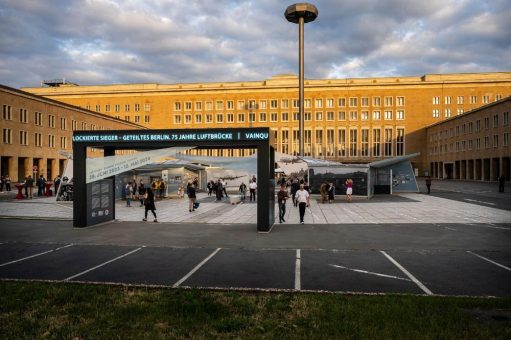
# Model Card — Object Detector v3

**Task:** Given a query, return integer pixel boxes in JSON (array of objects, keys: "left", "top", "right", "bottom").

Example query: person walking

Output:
[
  {"left": 221, "top": 179, "right": 229, "bottom": 198},
  {"left": 125, "top": 181, "right": 133, "bottom": 207},
  {"left": 37, "top": 175, "right": 45, "bottom": 196},
  {"left": 187, "top": 182, "right": 196, "bottom": 212},
  {"left": 54, "top": 176, "right": 61, "bottom": 196},
  {"left": 498, "top": 174, "right": 506, "bottom": 193},
  {"left": 142, "top": 187, "right": 157, "bottom": 222},
  {"left": 296, "top": 183, "right": 310, "bottom": 224},
  {"left": 159, "top": 180, "right": 166, "bottom": 199},
  {"left": 239, "top": 182, "right": 247, "bottom": 201},
  {"left": 25, "top": 175, "right": 34, "bottom": 199},
  {"left": 249, "top": 180, "right": 257, "bottom": 202},
  {"left": 4, "top": 175, "right": 11, "bottom": 192},
  {"left": 277, "top": 184, "right": 290, "bottom": 223},
  {"left": 425, "top": 176, "right": 432, "bottom": 194},
  {"left": 138, "top": 180, "right": 146, "bottom": 206},
  {"left": 215, "top": 179, "right": 223, "bottom": 201},
  {"left": 345, "top": 178, "right": 353, "bottom": 202},
  {"left": 328, "top": 182, "right": 335, "bottom": 203},
  {"left": 291, "top": 179, "right": 299, "bottom": 207},
  {"left": 207, "top": 181, "right": 213, "bottom": 196}
]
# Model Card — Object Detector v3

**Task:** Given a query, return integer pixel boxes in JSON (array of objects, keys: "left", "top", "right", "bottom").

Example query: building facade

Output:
[
  {"left": 426, "top": 97, "right": 511, "bottom": 181},
  {"left": 0, "top": 85, "right": 144, "bottom": 182},
  {"left": 21, "top": 72, "right": 511, "bottom": 176}
]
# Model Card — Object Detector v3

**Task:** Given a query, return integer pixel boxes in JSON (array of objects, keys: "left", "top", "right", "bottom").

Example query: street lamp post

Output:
[{"left": 285, "top": 3, "right": 318, "bottom": 157}]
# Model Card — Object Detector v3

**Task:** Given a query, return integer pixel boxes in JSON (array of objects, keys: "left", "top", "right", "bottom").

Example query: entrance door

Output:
[{"left": 444, "top": 163, "right": 454, "bottom": 179}]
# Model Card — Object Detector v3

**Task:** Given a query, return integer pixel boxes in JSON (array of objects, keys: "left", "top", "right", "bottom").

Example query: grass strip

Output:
[{"left": 1, "top": 280, "right": 510, "bottom": 339}]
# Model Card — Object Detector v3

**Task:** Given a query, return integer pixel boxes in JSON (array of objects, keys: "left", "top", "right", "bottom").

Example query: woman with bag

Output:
[{"left": 142, "top": 187, "right": 158, "bottom": 222}]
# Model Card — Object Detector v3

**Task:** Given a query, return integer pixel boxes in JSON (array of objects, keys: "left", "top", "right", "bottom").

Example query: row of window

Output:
[
  {"left": 173, "top": 97, "right": 407, "bottom": 112},
  {"left": 430, "top": 112, "right": 510, "bottom": 141},
  {"left": 2, "top": 105, "right": 108, "bottom": 130},
  {"left": 2, "top": 129, "right": 68, "bottom": 149},
  {"left": 173, "top": 110, "right": 406, "bottom": 124},
  {"left": 85, "top": 103, "right": 151, "bottom": 113},
  {"left": 432, "top": 94, "right": 503, "bottom": 105},
  {"left": 114, "top": 115, "right": 151, "bottom": 123},
  {"left": 430, "top": 133, "right": 510, "bottom": 154}
]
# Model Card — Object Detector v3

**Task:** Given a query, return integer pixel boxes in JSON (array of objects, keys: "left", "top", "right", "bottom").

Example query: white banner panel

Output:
[{"left": 86, "top": 147, "right": 192, "bottom": 183}]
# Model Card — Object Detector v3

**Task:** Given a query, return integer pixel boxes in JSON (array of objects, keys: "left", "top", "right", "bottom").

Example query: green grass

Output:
[{"left": 1, "top": 281, "right": 510, "bottom": 339}]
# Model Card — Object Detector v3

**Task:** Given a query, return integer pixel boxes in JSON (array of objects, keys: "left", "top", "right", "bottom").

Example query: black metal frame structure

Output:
[{"left": 73, "top": 128, "right": 275, "bottom": 232}]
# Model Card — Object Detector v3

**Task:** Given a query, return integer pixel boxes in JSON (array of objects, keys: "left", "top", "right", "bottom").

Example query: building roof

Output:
[{"left": 368, "top": 153, "right": 421, "bottom": 168}]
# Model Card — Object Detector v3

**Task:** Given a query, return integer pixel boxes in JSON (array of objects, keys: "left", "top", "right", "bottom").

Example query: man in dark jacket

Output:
[{"left": 37, "top": 175, "right": 46, "bottom": 196}]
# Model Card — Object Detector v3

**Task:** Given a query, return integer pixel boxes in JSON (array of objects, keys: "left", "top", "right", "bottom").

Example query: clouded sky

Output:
[{"left": 1, "top": 0, "right": 510, "bottom": 88}]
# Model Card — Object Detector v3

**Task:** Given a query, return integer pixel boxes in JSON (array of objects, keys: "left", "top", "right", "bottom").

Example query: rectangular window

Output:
[
  {"left": 81, "top": 122, "right": 87, "bottom": 130},
  {"left": 270, "top": 100, "right": 278, "bottom": 109},
  {"left": 504, "top": 112, "right": 509, "bottom": 125},
  {"left": 349, "top": 97, "right": 358, "bottom": 107},
  {"left": 249, "top": 112, "right": 256, "bottom": 122},
  {"left": 444, "top": 96, "right": 451, "bottom": 104},
  {"left": 373, "top": 110, "right": 381, "bottom": 120},
  {"left": 125, "top": 104, "right": 130, "bottom": 112},
  {"left": 184, "top": 102, "right": 192, "bottom": 111},
  {"left": 468, "top": 122, "right": 473, "bottom": 133},
  {"left": 60, "top": 117, "right": 67, "bottom": 130},
  {"left": 174, "top": 115, "right": 182, "bottom": 124},
  {"left": 457, "top": 108, "right": 464, "bottom": 115},
  {"left": 476, "top": 120, "right": 481, "bottom": 132},
  {"left": 216, "top": 101, "right": 224, "bottom": 110},
  {"left": 281, "top": 130, "right": 289, "bottom": 154},
  {"left": 248, "top": 100, "right": 257, "bottom": 109},
  {"left": 384, "top": 128, "right": 393, "bottom": 156},
  {"left": 48, "top": 135, "right": 55, "bottom": 148},
  {"left": 493, "top": 135, "right": 498, "bottom": 148},
  {"left": 124, "top": 116, "right": 130, "bottom": 122},
  {"left": 195, "top": 114, "right": 202, "bottom": 124},
  {"left": 326, "top": 98, "right": 334, "bottom": 108},
  {"left": 19, "top": 108, "right": 27, "bottom": 123},
  {"left": 496, "top": 94, "right": 502, "bottom": 101},
  {"left": 396, "top": 110, "right": 404, "bottom": 120},
  {"left": 396, "top": 97, "right": 405, "bottom": 106},
  {"left": 144, "top": 115, "right": 150, "bottom": 123},
  {"left": 504, "top": 132, "right": 509, "bottom": 146},
  {"left": 60, "top": 136, "right": 67, "bottom": 149},
  {"left": 270, "top": 112, "right": 278, "bottom": 122},
  {"left": 476, "top": 138, "right": 481, "bottom": 150},
  {"left": 457, "top": 96, "right": 464, "bottom": 105},
  {"left": 493, "top": 114, "right": 499, "bottom": 128},
  {"left": 293, "top": 99, "right": 299, "bottom": 108},
  {"left": 174, "top": 102, "right": 181, "bottom": 111},
  {"left": 468, "top": 140, "right": 473, "bottom": 150},
  {"left": 326, "top": 129, "right": 335, "bottom": 157},
  {"left": 361, "top": 129, "right": 369, "bottom": 157},
  {"left": 433, "top": 96, "right": 440, "bottom": 105},
  {"left": 445, "top": 109, "right": 451, "bottom": 118},
  {"left": 384, "top": 110, "right": 393, "bottom": 120},
  {"left": 95, "top": 105, "right": 101, "bottom": 112},
  {"left": 373, "top": 97, "right": 381, "bottom": 107},
  {"left": 361, "top": 111, "right": 369, "bottom": 120},
  {"left": 184, "top": 114, "right": 192, "bottom": 124},
  {"left": 19, "top": 130, "right": 28, "bottom": 145},
  {"left": 48, "top": 115, "right": 55, "bottom": 128},
  {"left": 115, "top": 104, "right": 120, "bottom": 112},
  {"left": 259, "top": 112, "right": 267, "bottom": 122},
  {"left": 281, "top": 99, "right": 289, "bottom": 109},
  {"left": 205, "top": 101, "right": 213, "bottom": 111},
  {"left": 144, "top": 103, "right": 151, "bottom": 112},
  {"left": 315, "top": 98, "right": 323, "bottom": 108},
  {"left": 105, "top": 104, "right": 111, "bottom": 112},
  {"left": 35, "top": 132, "right": 42, "bottom": 147},
  {"left": 304, "top": 99, "right": 311, "bottom": 108},
  {"left": 135, "top": 103, "right": 141, "bottom": 112},
  {"left": 338, "top": 98, "right": 346, "bottom": 107},
  {"left": 304, "top": 112, "right": 311, "bottom": 121},
  {"left": 483, "top": 95, "right": 490, "bottom": 104},
  {"left": 194, "top": 102, "right": 202, "bottom": 111},
  {"left": 238, "top": 113, "right": 245, "bottom": 123},
  {"left": 338, "top": 129, "right": 346, "bottom": 157},
  {"left": 433, "top": 109, "right": 440, "bottom": 118},
  {"left": 316, "top": 111, "right": 323, "bottom": 121},
  {"left": 350, "top": 111, "right": 357, "bottom": 121},
  {"left": 484, "top": 136, "right": 490, "bottom": 148},
  {"left": 470, "top": 96, "right": 477, "bottom": 104},
  {"left": 216, "top": 113, "right": 224, "bottom": 123},
  {"left": 484, "top": 117, "right": 489, "bottom": 129},
  {"left": 384, "top": 96, "right": 393, "bottom": 106},
  {"left": 259, "top": 100, "right": 267, "bottom": 109},
  {"left": 325, "top": 111, "right": 334, "bottom": 121},
  {"left": 361, "top": 97, "right": 369, "bottom": 107},
  {"left": 281, "top": 112, "right": 288, "bottom": 122},
  {"left": 227, "top": 113, "right": 234, "bottom": 123},
  {"left": 71, "top": 120, "right": 77, "bottom": 130},
  {"left": 2, "top": 105, "right": 12, "bottom": 120},
  {"left": 455, "top": 126, "right": 459, "bottom": 136},
  {"left": 349, "top": 129, "right": 358, "bottom": 157},
  {"left": 293, "top": 112, "right": 299, "bottom": 121},
  {"left": 236, "top": 100, "right": 244, "bottom": 110},
  {"left": 372, "top": 129, "right": 381, "bottom": 157},
  {"left": 396, "top": 128, "right": 405, "bottom": 156},
  {"left": 338, "top": 111, "right": 346, "bottom": 121},
  {"left": 315, "top": 129, "right": 323, "bottom": 157},
  {"left": 206, "top": 114, "right": 213, "bottom": 123}
]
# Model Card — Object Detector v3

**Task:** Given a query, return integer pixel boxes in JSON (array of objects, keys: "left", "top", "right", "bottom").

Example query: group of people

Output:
[
  {"left": 0, "top": 175, "right": 12, "bottom": 192},
  {"left": 206, "top": 179, "right": 230, "bottom": 201}
]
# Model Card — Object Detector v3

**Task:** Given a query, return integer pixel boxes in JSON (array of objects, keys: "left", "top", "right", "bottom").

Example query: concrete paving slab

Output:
[
  {"left": 183, "top": 248, "right": 296, "bottom": 290},
  {"left": 73, "top": 246, "right": 214, "bottom": 286},
  {"left": 0, "top": 244, "right": 138, "bottom": 281},
  {"left": 387, "top": 250, "right": 511, "bottom": 297},
  {"left": 301, "top": 250, "right": 422, "bottom": 294}
]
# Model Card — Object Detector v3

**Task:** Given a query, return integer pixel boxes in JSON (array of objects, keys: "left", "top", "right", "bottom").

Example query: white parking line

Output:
[
  {"left": 329, "top": 264, "right": 412, "bottom": 282},
  {"left": 464, "top": 199, "right": 496, "bottom": 206},
  {"left": 295, "top": 249, "right": 301, "bottom": 291},
  {"left": 173, "top": 248, "right": 221, "bottom": 288},
  {"left": 467, "top": 251, "right": 511, "bottom": 272},
  {"left": 380, "top": 251, "right": 433, "bottom": 295},
  {"left": 64, "top": 247, "right": 143, "bottom": 281},
  {"left": 0, "top": 244, "right": 74, "bottom": 267}
]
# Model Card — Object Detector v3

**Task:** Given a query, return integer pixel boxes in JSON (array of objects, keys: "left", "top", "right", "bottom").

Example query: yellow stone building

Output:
[
  {"left": 1, "top": 85, "right": 144, "bottom": 182},
  {"left": 427, "top": 97, "right": 511, "bottom": 181},
  {"left": 22, "top": 72, "right": 511, "bottom": 175}
]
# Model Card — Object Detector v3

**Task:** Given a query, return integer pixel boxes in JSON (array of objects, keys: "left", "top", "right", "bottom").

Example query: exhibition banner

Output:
[{"left": 86, "top": 147, "right": 191, "bottom": 183}]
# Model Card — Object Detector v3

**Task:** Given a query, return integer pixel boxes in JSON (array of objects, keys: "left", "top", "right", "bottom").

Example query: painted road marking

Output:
[
  {"left": 0, "top": 244, "right": 74, "bottom": 267},
  {"left": 295, "top": 249, "right": 301, "bottom": 291},
  {"left": 329, "top": 264, "right": 412, "bottom": 282},
  {"left": 380, "top": 251, "right": 433, "bottom": 295},
  {"left": 464, "top": 199, "right": 496, "bottom": 206},
  {"left": 467, "top": 251, "right": 511, "bottom": 272},
  {"left": 64, "top": 247, "right": 143, "bottom": 281},
  {"left": 173, "top": 248, "right": 221, "bottom": 288}
]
